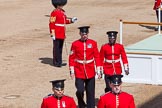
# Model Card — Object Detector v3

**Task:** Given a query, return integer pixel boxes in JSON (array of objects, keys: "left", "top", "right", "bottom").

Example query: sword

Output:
[{"left": 64, "top": 40, "right": 68, "bottom": 55}]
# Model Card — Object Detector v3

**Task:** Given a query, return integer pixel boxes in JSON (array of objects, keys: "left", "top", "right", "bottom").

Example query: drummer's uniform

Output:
[
  {"left": 49, "top": 8, "right": 72, "bottom": 66},
  {"left": 100, "top": 43, "right": 128, "bottom": 92},
  {"left": 69, "top": 38, "right": 100, "bottom": 108},
  {"left": 41, "top": 94, "right": 76, "bottom": 108},
  {"left": 97, "top": 91, "right": 135, "bottom": 108}
]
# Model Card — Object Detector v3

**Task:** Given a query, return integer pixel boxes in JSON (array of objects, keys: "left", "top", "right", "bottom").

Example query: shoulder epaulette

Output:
[
  {"left": 100, "top": 91, "right": 111, "bottom": 97},
  {"left": 43, "top": 94, "right": 53, "bottom": 99},
  {"left": 63, "top": 94, "right": 73, "bottom": 98}
]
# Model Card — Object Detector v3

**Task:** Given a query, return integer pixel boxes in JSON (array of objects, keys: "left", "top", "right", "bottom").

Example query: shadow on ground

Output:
[
  {"left": 139, "top": 24, "right": 157, "bottom": 31},
  {"left": 39, "top": 57, "right": 53, "bottom": 66},
  {"left": 138, "top": 92, "right": 162, "bottom": 108},
  {"left": 39, "top": 57, "right": 67, "bottom": 66}
]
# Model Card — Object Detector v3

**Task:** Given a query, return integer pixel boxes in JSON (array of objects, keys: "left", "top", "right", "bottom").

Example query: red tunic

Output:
[
  {"left": 153, "top": 0, "right": 161, "bottom": 10},
  {"left": 69, "top": 39, "right": 100, "bottom": 79},
  {"left": 100, "top": 43, "right": 128, "bottom": 75},
  {"left": 97, "top": 92, "right": 136, "bottom": 108},
  {"left": 49, "top": 8, "right": 71, "bottom": 39},
  {"left": 41, "top": 95, "right": 76, "bottom": 108}
]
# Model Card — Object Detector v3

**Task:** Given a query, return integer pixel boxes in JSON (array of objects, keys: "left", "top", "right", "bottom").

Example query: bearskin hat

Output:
[{"left": 51, "top": 0, "right": 67, "bottom": 8}]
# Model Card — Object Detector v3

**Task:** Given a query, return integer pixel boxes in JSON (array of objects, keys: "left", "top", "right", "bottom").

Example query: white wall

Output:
[{"left": 122, "top": 54, "right": 162, "bottom": 85}]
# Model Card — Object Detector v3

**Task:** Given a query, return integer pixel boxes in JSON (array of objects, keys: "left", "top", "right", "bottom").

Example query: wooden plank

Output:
[{"left": 123, "top": 21, "right": 162, "bottom": 25}]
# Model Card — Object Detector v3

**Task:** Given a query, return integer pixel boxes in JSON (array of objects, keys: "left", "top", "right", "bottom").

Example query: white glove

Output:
[
  {"left": 124, "top": 64, "right": 129, "bottom": 75},
  {"left": 51, "top": 35, "right": 55, "bottom": 40},
  {"left": 124, "top": 64, "right": 129, "bottom": 71},
  {"left": 100, "top": 66, "right": 104, "bottom": 74},
  {"left": 69, "top": 66, "right": 75, "bottom": 80},
  {"left": 96, "top": 66, "right": 102, "bottom": 79},
  {"left": 71, "top": 17, "right": 77, "bottom": 23},
  {"left": 69, "top": 66, "right": 74, "bottom": 74}
]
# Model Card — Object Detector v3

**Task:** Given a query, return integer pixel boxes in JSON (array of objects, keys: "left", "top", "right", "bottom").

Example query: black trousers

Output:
[
  {"left": 75, "top": 77, "right": 95, "bottom": 108},
  {"left": 53, "top": 39, "right": 64, "bottom": 66},
  {"left": 104, "top": 75, "right": 112, "bottom": 93},
  {"left": 156, "top": 10, "right": 162, "bottom": 29}
]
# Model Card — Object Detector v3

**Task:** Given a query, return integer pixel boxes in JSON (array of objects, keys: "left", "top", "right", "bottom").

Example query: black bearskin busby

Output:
[{"left": 51, "top": 0, "right": 67, "bottom": 8}]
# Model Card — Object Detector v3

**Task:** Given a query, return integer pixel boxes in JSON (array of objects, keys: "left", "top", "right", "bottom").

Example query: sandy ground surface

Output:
[{"left": 0, "top": 0, "right": 162, "bottom": 108}]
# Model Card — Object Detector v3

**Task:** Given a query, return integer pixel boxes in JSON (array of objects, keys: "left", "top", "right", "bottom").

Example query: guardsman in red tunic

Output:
[
  {"left": 100, "top": 31, "right": 129, "bottom": 93},
  {"left": 97, "top": 75, "right": 136, "bottom": 108},
  {"left": 49, "top": 0, "right": 77, "bottom": 67},
  {"left": 41, "top": 79, "right": 77, "bottom": 108},
  {"left": 69, "top": 26, "right": 102, "bottom": 108},
  {"left": 153, "top": 0, "right": 162, "bottom": 30}
]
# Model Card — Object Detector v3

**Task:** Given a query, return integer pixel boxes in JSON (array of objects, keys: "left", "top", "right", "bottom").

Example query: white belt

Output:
[
  {"left": 105, "top": 59, "right": 120, "bottom": 63},
  {"left": 55, "top": 24, "right": 65, "bottom": 27},
  {"left": 76, "top": 59, "right": 94, "bottom": 64}
]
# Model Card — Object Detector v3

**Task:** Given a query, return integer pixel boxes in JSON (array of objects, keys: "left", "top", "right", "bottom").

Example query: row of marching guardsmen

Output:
[{"left": 41, "top": 0, "right": 136, "bottom": 108}]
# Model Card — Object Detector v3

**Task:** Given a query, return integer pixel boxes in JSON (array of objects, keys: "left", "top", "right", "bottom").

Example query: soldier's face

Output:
[
  {"left": 53, "top": 88, "right": 64, "bottom": 97},
  {"left": 57, "top": 5, "right": 64, "bottom": 9},
  {"left": 80, "top": 32, "right": 88, "bottom": 41},
  {"left": 111, "top": 84, "right": 121, "bottom": 94},
  {"left": 108, "top": 37, "right": 116, "bottom": 45}
]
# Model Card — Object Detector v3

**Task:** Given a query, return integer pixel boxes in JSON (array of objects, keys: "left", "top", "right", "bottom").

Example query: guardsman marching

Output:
[
  {"left": 41, "top": 79, "right": 77, "bottom": 108},
  {"left": 69, "top": 26, "right": 102, "bottom": 108},
  {"left": 49, "top": 0, "right": 77, "bottom": 67},
  {"left": 100, "top": 31, "right": 129, "bottom": 93},
  {"left": 153, "top": 0, "right": 162, "bottom": 30},
  {"left": 97, "top": 75, "right": 136, "bottom": 108}
]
